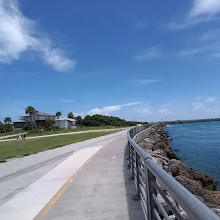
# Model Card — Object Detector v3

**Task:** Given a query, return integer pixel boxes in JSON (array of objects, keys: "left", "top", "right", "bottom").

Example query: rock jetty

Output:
[{"left": 136, "top": 123, "right": 220, "bottom": 214}]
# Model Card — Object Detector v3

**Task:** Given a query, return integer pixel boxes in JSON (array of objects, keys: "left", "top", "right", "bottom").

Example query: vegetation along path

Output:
[
  {"left": 0, "top": 130, "right": 123, "bottom": 162},
  {"left": 0, "top": 128, "right": 126, "bottom": 142}
]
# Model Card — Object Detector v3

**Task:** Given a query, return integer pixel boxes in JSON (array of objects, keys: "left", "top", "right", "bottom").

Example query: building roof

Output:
[
  {"left": 56, "top": 118, "right": 76, "bottom": 122},
  {"left": 37, "top": 112, "right": 55, "bottom": 117},
  {"left": 21, "top": 111, "right": 55, "bottom": 117},
  {"left": 13, "top": 120, "right": 27, "bottom": 123}
]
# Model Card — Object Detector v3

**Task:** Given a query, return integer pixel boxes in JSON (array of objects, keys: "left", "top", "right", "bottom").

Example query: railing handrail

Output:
[{"left": 127, "top": 125, "right": 220, "bottom": 220}]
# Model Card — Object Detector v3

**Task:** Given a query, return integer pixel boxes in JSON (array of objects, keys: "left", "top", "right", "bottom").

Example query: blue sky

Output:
[{"left": 1, "top": 0, "right": 220, "bottom": 122}]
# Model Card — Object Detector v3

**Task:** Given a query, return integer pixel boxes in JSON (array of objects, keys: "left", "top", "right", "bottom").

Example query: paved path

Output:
[
  {"left": 0, "top": 128, "right": 126, "bottom": 142},
  {"left": 0, "top": 130, "right": 126, "bottom": 206},
  {"left": 39, "top": 132, "right": 145, "bottom": 220},
  {"left": 0, "top": 130, "right": 145, "bottom": 219}
]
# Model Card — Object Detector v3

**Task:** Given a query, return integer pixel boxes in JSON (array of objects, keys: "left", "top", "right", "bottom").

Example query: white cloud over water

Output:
[{"left": 0, "top": 0, "right": 75, "bottom": 72}]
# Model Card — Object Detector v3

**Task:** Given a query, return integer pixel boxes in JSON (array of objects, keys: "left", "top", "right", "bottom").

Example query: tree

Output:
[
  {"left": 4, "top": 117, "right": 11, "bottom": 124},
  {"left": 83, "top": 115, "right": 93, "bottom": 126},
  {"left": 75, "top": 116, "right": 83, "bottom": 126},
  {"left": 83, "top": 114, "right": 139, "bottom": 127},
  {"left": 56, "top": 111, "right": 62, "bottom": 119},
  {"left": 25, "top": 106, "right": 36, "bottom": 129},
  {"left": 45, "top": 118, "right": 55, "bottom": 130},
  {"left": 68, "top": 112, "right": 74, "bottom": 119}
]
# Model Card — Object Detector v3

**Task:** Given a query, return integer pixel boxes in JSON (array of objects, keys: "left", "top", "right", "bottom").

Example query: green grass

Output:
[
  {"left": 0, "top": 130, "right": 118, "bottom": 162},
  {"left": 25, "top": 126, "right": 123, "bottom": 137},
  {"left": 0, "top": 131, "right": 21, "bottom": 137},
  {"left": 0, "top": 126, "right": 126, "bottom": 140}
]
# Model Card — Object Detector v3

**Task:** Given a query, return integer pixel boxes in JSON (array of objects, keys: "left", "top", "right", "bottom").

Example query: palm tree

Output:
[
  {"left": 4, "top": 117, "right": 11, "bottom": 124},
  {"left": 56, "top": 111, "right": 62, "bottom": 119},
  {"left": 25, "top": 106, "right": 36, "bottom": 127},
  {"left": 67, "top": 112, "right": 74, "bottom": 119}
]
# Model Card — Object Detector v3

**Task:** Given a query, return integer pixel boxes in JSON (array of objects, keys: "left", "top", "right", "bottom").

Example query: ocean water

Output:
[{"left": 165, "top": 121, "right": 220, "bottom": 190}]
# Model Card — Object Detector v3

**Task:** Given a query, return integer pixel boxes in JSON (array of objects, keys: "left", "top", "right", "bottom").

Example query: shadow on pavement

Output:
[{"left": 123, "top": 143, "right": 146, "bottom": 220}]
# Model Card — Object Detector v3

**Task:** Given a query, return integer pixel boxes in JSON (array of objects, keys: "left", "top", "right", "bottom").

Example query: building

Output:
[
  {"left": 14, "top": 111, "right": 55, "bottom": 129},
  {"left": 13, "top": 120, "right": 27, "bottom": 129},
  {"left": 14, "top": 111, "right": 76, "bottom": 130},
  {"left": 55, "top": 118, "right": 76, "bottom": 129}
]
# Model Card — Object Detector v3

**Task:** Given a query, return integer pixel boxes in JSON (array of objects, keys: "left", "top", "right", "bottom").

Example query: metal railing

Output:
[{"left": 127, "top": 125, "right": 220, "bottom": 220}]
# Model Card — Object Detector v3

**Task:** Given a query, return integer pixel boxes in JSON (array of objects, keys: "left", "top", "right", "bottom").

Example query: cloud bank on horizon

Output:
[{"left": 0, "top": 0, "right": 75, "bottom": 72}]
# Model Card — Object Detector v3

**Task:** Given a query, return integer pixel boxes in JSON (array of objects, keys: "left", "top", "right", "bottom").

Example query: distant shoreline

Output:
[{"left": 164, "top": 118, "right": 220, "bottom": 125}]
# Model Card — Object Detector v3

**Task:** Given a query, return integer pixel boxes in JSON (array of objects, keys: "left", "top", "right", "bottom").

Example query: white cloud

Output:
[
  {"left": 206, "top": 96, "right": 217, "bottom": 103},
  {"left": 192, "top": 101, "right": 206, "bottom": 110},
  {"left": 134, "top": 22, "right": 148, "bottom": 30},
  {"left": 189, "top": 0, "right": 220, "bottom": 19},
  {"left": 87, "top": 102, "right": 141, "bottom": 116},
  {"left": 134, "top": 47, "right": 161, "bottom": 61},
  {"left": 61, "top": 99, "right": 75, "bottom": 104},
  {"left": 133, "top": 79, "right": 162, "bottom": 86},
  {"left": 139, "top": 108, "right": 152, "bottom": 115},
  {"left": 157, "top": 109, "right": 173, "bottom": 116},
  {"left": 192, "top": 96, "right": 217, "bottom": 110},
  {"left": 42, "top": 48, "right": 75, "bottom": 72},
  {"left": 0, "top": 0, "right": 75, "bottom": 72},
  {"left": 199, "top": 29, "right": 220, "bottom": 41},
  {"left": 178, "top": 49, "right": 203, "bottom": 56},
  {"left": 169, "top": 0, "right": 220, "bottom": 29}
]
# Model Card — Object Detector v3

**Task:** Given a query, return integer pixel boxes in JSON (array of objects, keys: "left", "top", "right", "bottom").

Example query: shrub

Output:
[
  {"left": 23, "top": 122, "right": 36, "bottom": 131},
  {"left": 0, "top": 124, "right": 13, "bottom": 133},
  {"left": 45, "top": 118, "right": 55, "bottom": 130}
]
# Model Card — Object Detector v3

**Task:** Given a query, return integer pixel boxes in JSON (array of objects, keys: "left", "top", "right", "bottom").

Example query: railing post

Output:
[
  {"left": 127, "top": 142, "right": 131, "bottom": 169},
  {"left": 145, "top": 164, "right": 157, "bottom": 220},
  {"left": 133, "top": 151, "right": 141, "bottom": 201},
  {"left": 129, "top": 145, "right": 135, "bottom": 181}
]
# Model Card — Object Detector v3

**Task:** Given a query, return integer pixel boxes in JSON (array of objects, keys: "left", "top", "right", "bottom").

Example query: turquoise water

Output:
[{"left": 165, "top": 121, "right": 220, "bottom": 190}]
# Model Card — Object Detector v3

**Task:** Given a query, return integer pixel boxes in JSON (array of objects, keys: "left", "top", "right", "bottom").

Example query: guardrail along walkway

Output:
[{"left": 127, "top": 125, "right": 220, "bottom": 220}]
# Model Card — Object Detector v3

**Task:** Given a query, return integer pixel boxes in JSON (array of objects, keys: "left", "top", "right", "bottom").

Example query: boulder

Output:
[
  {"left": 204, "top": 190, "right": 220, "bottom": 206},
  {"left": 175, "top": 176, "right": 205, "bottom": 198},
  {"left": 192, "top": 172, "right": 218, "bottom": 191}
]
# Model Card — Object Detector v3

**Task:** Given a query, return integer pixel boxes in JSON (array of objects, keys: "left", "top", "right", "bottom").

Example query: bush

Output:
[
  {"left": 23, "top": 122, "right": 36, "bottom": 131},
  {"left": 28, "top": 128, "right": 42, "bottom": 133},
  {"left": 0, "top": 124, "right": 13, "bottom": 133},
  {"left": 45, "top": 118, "right": 55, "bottom": 130},
  {"left": 45, "top": 125, "right": 60, "bottom": 131},
  {"left": 51, "top": 125, "right": 60, "bottom": 131}
]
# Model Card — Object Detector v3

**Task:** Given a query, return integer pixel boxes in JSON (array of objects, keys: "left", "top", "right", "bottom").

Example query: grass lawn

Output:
[
  {"left": 0, "top": 126, "right": 127, "bottom": 140},
  {"left": 0, "top": 131, "right": 21, "bottom": 137},
  {"left": 0, "top": 130, "right": 119, "bottom": 163},
  {"left": 25, "top": 126, "right": 122, "bottom": 137}
]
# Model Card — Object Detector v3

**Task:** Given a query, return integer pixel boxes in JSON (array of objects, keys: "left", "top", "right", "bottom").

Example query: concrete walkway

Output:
[
  {"left": 39, "top": 132, "right": 145, "bottom": 220},
  {"left": 0, "top": 130, "right": 145, "bottom": 219}
]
